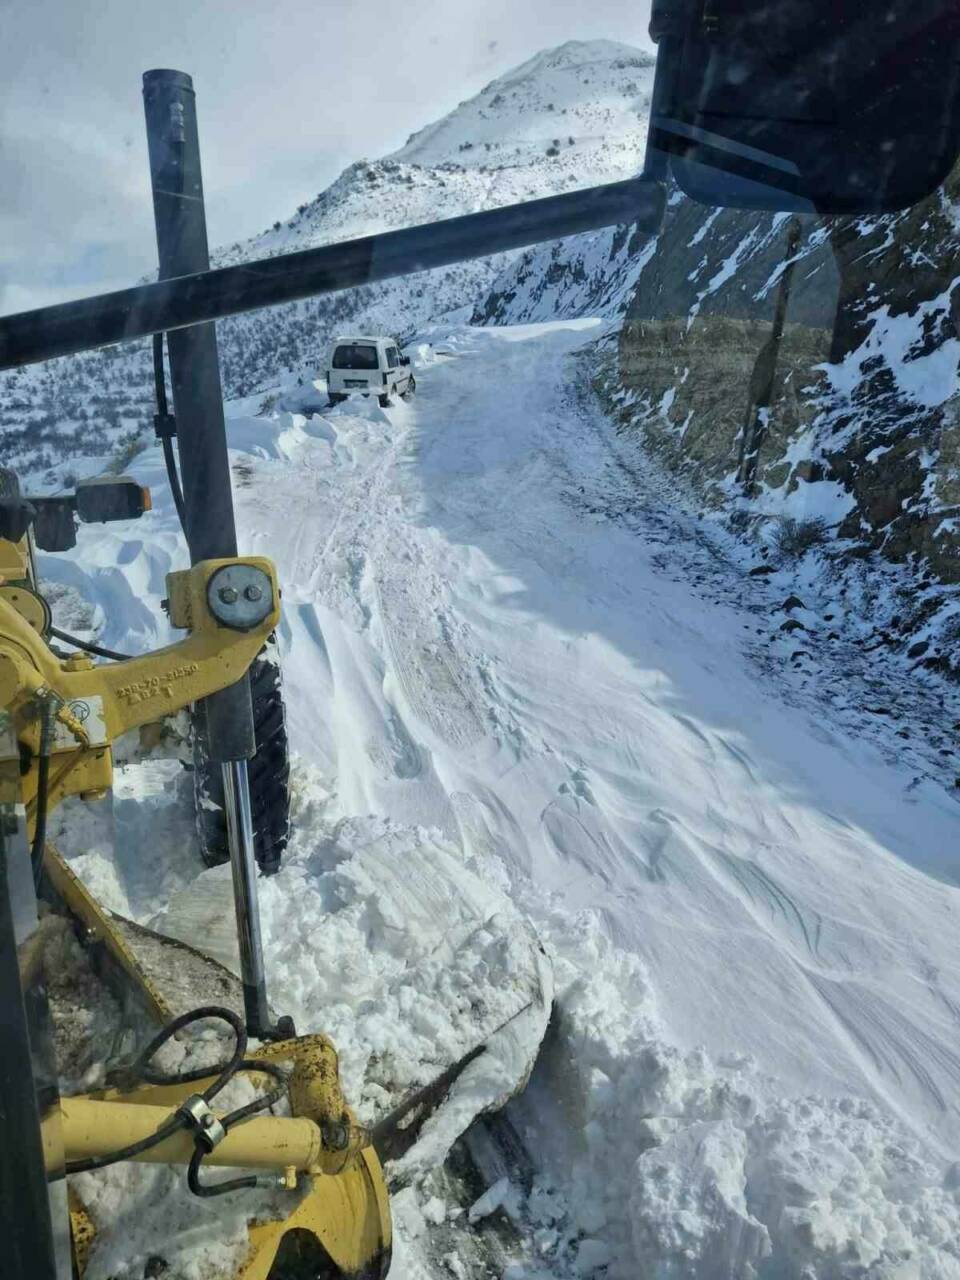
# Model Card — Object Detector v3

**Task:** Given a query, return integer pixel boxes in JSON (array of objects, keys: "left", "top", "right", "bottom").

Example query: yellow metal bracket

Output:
[{"left": 0, "top": 556, "right": 280, "bottom": 828}]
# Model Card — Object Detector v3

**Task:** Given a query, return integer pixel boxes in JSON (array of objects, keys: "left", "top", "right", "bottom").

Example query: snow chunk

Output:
[
  {"left": 468, "top": 1175, "right": 523, "bottom": 1224},
  {"left": 258, "top": 804, "right": 553, "bottom": 1178},
  {"left": 631, "top": 1120, "right": 771, "bottom": 1278}
]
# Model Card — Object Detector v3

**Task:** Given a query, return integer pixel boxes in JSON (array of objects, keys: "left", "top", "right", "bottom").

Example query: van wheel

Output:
[
  {"left": 401, "top": 376, "right": 416, "bottom": 400},
  {"left": 378, "top": 391, "right": 394, "bottom": 408},
  {"left": 327, "top": 393, "right": 346, "bottom": 407}
]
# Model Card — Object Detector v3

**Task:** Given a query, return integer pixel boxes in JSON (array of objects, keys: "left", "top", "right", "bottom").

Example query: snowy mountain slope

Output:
[
  {"left": 0, "top": 40, "right": 655, "bottom": 486},
  {"left": 395, "top": 40, "right": 651, "bottom": 171},
  {"left": 212, "top": 40, "right": 651, "bottom": 397},
  {"left": 50, "top": 324, "right": 960, "bottom": 1278},
  {"left": 229, "top": 40, "right": 652, "bottom": 263},
  {"left": 473, "top": 218, "right": 656, "bottom": 329}
]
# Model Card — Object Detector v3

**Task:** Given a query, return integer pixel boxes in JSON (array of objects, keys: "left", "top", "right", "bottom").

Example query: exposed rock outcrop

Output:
[{"left": 614, "top": 168, "right": 960, "bottom": 579}]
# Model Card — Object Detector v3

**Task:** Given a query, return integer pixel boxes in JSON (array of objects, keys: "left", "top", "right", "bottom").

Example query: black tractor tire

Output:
[{"left": 191, "top": 637, "right": 290, "bottom": 876}]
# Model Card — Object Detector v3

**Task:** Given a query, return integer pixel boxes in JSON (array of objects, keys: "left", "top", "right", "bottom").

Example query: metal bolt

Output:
[
  {"left": 243, "top": 584, "right": 263, "bottom": 602},
  {"left": 202, "top": 1114, "right": 216, "bottom": 1129},
  {"left": 322, "top": 1121, "right": 350, "bottom": 1151},
  {"left": 217, "top": 586, "right": 239, "bottom": 605}
]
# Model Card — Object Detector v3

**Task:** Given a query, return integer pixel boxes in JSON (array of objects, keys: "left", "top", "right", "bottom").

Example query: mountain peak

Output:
[
  {"left": 392, "top": 38, "right": 654, "bottom": 173},
  {"left": 483, "top": 39, "right": 655, "bottom": 92}
]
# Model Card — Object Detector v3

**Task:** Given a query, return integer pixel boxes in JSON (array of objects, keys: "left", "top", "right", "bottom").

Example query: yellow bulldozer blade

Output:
[{"left": 243, "top": 1148, "right": 391, "bottom": 1280}]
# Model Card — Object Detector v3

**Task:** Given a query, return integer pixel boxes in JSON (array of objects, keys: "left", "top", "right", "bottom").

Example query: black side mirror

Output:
[
  {"left": 401, "top": 356, "right": 411, "bottom": 366},
  {"left": 31, "top": 500, "right": 77, "bottom": 552},
  {"left": 647, "top": 0, "right": 960, "bottom": 213},
  {"left": 74, "top": 476, "right": 151, "bottom": 524},
  {"left": 9, "top": 476, "right": 153, "bottom": 553},
  {"left": 0, "top": 498, "right": 37, "bottom": 545}
]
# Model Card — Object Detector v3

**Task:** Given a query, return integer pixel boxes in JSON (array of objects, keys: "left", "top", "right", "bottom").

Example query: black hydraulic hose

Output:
[
  {"left": 47, "top": 626, "right": 132, "bottom": 663},
  {"left": 30, "top": 705, "right": 53, "bottom": 890},
  {"left": 153, "top": 332, "right": 188, "bottom": 532},
  {"left": 153, "top": 330, "right": 169, "bottom": 418},
  {"left": 185, "top": 1058, "right": 290, "bottom": 1199},
  {"left": 187, "top": 1144, "right": 260, "bottom": 1198},
  {"left": 61, "top": 1006, "right": 249, "bottom": 1177},
  {"left": 162, "top": 438, "right": 187, "bottom": 532},
  {"left": 134, "top": 1004, "right": 247, "bottom": 1094},
  {"left": 220, "top": 1059, "right": 288, "bottom": 1129},
  {"left": 163, "top": 440, "right": 188, "bottom": 535},
  {"left": 64, "top": 1108, "right": 188, "bottom": 1177}
]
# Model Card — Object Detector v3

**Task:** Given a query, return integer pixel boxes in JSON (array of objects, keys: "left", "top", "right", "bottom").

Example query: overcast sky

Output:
[{"left": 1, "top": 0, "right": 653, "bottom": 316}]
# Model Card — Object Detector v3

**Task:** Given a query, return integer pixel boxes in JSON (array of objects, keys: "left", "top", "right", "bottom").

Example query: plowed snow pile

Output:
[{"left": 51, "top": 322, "right": 960, "bottom": 1278}]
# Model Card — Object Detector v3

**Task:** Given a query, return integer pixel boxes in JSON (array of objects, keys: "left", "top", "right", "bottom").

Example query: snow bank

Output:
[
  {"left": 258, "top": 769, "right": 553, "bottom": 1179},
  {"left": 520, "top": 915, "right": 960, "bottom": 1279}
]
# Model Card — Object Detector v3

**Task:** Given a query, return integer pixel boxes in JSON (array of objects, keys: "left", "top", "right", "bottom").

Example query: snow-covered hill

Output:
[
  {"left": 229, "top": 40, "right": 652, "bottom": 262},
  {"left": 213, "top": 40, "right": 653, "bottom": 393},
  {"left": 0, "top": 40, "right": 654, "bottom": 487}
]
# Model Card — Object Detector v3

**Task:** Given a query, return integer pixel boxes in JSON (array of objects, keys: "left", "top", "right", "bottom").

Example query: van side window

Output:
[{"left": 386, "top": 346, "right": 399, "bottom": 369}]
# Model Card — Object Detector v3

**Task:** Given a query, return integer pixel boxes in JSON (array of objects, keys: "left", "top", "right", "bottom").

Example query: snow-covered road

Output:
[{"left": 54, "top": 321, "right": 960, "bottom": 1276}]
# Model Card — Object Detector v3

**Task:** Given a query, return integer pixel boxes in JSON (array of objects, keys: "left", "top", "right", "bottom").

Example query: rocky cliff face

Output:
[
  {"left": 479, "top": 166, "right": 960, "bottom": 591},
  {"left": 612, "top": 170, "right": 960, "bottom": 583}
]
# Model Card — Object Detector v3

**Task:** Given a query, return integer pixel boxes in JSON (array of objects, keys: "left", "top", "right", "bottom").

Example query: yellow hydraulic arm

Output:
[
  {"left": 0, "top": 555, "right": 280, "bottom": 821},
  {"left": 48, "top": 1036, "right": 391, "bottom": 1280}
]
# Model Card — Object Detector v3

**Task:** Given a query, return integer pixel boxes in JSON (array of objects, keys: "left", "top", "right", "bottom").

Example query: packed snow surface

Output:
[{"left": 53, "top": 323, "right": 960, "bottom": 1277}]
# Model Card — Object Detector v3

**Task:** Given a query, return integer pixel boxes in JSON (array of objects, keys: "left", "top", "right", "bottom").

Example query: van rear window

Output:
[{"left": 333, "top": 344, "right": 378, "bottom": 370}]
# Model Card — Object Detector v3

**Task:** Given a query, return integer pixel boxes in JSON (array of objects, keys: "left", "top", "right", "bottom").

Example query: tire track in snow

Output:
[
  {"left": 306, "top": 406, "right": 489, "bottom": 755},
  {"left": 373, "top": 569, "right": 487, "bottom": 751}
]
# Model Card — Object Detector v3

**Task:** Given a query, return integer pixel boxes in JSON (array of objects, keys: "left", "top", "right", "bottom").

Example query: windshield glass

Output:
[
  {"left": 332, "top": 343, "right": 378, "bottom": 369},
  {"left": 2, "top": 7, "right": 960, "bottom": 1280}
]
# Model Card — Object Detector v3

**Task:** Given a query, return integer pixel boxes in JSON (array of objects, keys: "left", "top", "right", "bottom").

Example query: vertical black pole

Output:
[
  {"left": 642, "top": 2, "right": 684, "bottom": 180},
  {"left": 142, "top": 70, "right": 254, "bottom": 756},
  {"left": 0, "top": 813, "right": 71, "bottom": 1279},
  {"left": 142, "top": 70, "right": 274, "bottom": 1038}
]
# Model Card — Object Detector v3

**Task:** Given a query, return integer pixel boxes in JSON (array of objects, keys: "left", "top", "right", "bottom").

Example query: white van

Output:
[{"left": 326, "top": 335, "right": 415, "bottom": 408}]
